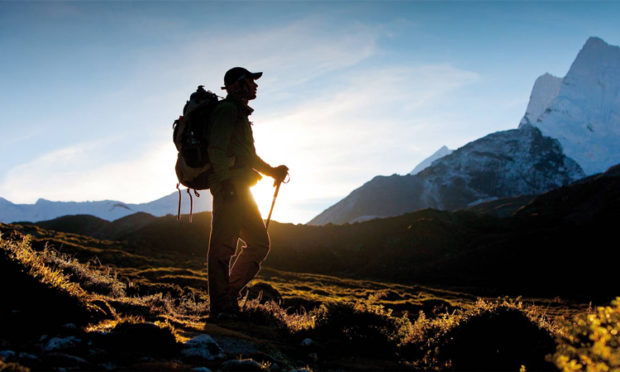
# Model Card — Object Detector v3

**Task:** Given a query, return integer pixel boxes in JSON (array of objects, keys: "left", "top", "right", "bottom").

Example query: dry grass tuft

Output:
[
  {"left": 551, "top": 297, "right": 620, "bottom": 372},
  {"left": 0, "top": 233, "right": 85, "bottom": 297}
]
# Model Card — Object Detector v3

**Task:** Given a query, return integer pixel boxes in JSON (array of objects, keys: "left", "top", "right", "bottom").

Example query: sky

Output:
[{"left": 1, "top": 0, "right": 619, "bottom": 224}]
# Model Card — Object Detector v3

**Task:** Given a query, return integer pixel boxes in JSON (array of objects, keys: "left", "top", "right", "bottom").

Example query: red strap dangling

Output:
[
  {"left": 176, "top": 183, "right": 182, "bottom": 220},
  {"left": 187, "top": 188, "right": 193, "bottom": 223}
]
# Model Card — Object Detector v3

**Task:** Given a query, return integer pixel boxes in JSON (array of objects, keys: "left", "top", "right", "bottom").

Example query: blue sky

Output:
[{"left": 1, "top": 0, "right": 619, "bottom": 223}]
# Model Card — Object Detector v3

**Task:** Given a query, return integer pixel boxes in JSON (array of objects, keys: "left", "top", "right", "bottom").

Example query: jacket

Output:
[{"left": 208, "top": 96, "right": 271, "bottom": 189}]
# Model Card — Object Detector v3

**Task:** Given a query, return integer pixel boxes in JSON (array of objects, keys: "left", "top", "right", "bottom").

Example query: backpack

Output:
[{"left": 172, "top": 85, "right": 220, "bottom": 221}]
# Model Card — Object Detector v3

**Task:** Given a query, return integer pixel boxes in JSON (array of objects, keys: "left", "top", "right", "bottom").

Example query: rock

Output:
[
  {"left": 219, "top": 358, "right": 264, "bottom": 371},
  {"left": 99, "top": 362, "right": 116, "bottom": 370},
  {"left": 181, "top": 334, "right": 225, "bottom": 361},
  {"left": 212, "top": 336, "right": 260, "bottom": 355},
  {"left": 300, "top": 338, "right": 313, "bottom": 347},
  {"left": 16, "top": 352, "right": 39, "bottom": 368},
  {"left": 0, "top": 350, "right": 16, "bottom": 360},
  {"left": 191, "top": 367, "right": 213, "bottom": 372},
  {"left": 44, "top": 336, "right": 81, "bottom": 352},
  {"left": 17, "top": 352, "right": 37, "bottom": 360},
  {"left": 43, "top": 352, "right": 89, "bottom": 369}
]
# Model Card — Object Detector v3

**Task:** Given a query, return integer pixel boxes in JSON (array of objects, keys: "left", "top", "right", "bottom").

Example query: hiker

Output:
[{"left": 207, "top": 67, "right": 288, "bottom": 319}]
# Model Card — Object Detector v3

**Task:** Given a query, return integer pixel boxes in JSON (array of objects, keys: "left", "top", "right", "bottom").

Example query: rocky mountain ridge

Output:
[
  {"left": 309, "top": 124, "right": 583, "bottom": 225},
  {"left": 310, "top": 36, "right": 618, "bottom": 225}
]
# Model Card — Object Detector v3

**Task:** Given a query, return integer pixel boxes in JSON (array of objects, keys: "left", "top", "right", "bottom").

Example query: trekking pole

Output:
[
  {"left": 265, "top": 181, "right": 281, "bottom": 229},
  {"left": 265, "top": 171, "right": 289, "bottom": 229}
]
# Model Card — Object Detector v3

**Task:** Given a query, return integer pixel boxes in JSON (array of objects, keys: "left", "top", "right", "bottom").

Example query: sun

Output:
[{"left": 251, "top": 177, "right": 281, "bottom": 221}]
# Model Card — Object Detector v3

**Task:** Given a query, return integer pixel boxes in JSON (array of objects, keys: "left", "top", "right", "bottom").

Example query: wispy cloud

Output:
[
  {"left": 0, "top": 139, "right": 178, "bottom": 205},
  {"left": 0, "top": 16, "right": 382, "bottom": 211},
  {"left": 251, "top": 63, "right": 478, "bottom": 222}
]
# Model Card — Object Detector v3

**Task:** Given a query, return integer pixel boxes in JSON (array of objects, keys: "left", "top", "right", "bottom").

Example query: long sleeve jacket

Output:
[{"left": 208, "top": 96, "right": 272, "bottom": 187}]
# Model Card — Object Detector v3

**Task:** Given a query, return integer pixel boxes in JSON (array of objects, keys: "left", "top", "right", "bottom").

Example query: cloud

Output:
[
  {"left": 0, "top": 138, "right": 178, "bottom": 204},
  {"left": 0, "top": 14, "right": 478, "bottom": 223},
  {"left": 249, "top": 63, "right": 478, "bottom": 222},
  {"left": 121, "top": 17, "right": 382, "bottom": 100},
  {"left": 1, "top": 16, "right": 383, "bottom": 205},
  {"left": 256, "top": 63, "right": 479, "bottom": 176}
]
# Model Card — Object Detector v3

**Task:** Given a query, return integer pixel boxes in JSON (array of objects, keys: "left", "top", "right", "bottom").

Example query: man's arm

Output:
[{"left": 251, "top": 154, "right": 273, "bottom": 175}]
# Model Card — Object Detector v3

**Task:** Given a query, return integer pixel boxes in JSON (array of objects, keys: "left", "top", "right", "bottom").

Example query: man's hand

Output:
[{"left": 271, "top": 165, "right": 289, "bottom": 186}]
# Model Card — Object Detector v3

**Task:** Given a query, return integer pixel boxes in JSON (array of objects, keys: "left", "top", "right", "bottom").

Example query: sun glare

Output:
[{"left": 251, "top": 177, "right": 281, "bottom": 221}]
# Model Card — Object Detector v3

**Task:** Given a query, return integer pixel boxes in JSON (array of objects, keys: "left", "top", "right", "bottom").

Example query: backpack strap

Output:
[
  {"left": 176, "top": 183, "right": 182, "bottom": 220},
  {"left": 187, "top": 188, "right": 193, "bottom": 223},
  {"left": 176, "top": 184, "right": 203, "bottom": 223}
]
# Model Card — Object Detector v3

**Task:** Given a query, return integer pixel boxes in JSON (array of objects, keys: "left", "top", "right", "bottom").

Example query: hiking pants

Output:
[{"left": 207, "top": 182, "right": 270, "bottom": 309}]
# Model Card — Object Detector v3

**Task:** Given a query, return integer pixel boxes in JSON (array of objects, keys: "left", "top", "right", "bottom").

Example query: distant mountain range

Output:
[
  {"left": 9, "top": 162, "right": 618, "bottom": 299},
  {"left": 310, "top": 36, "right": 620, "bottom": 225},
  {"left": 309, "top": 124, "right": 584, "bottom": 225},
  {"left": 274, "top": 162, "right": 620, "bottom": 299},
  {"left": 3, "top": 37, "right": 618, "bottom": 228},
  {"left": 0, "top": 191, "right": 211, "bottom": 223}
]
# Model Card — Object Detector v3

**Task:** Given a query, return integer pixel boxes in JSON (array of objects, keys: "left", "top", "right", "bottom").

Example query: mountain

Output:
[
  {"left": 34, "top": 212, "right": 159, "bottom": 241},
  {"left": 311, "top": 36, "right": 619, "bottom": 225},
  {"left": 20, "top": 163, "right": 619, "bottom": 299},
  {"left": 409, "top": 146, "right": 453, "bottom": 175},
  {"left": 520, "top": 37, "right": 620, "bottom": 175},
  {"left": 0, "top": 191, "right": 212, "bottom": 223},
  {"left": 309, "top": 124, "right": 583, "bottom": 225},
  {"left": 519, "top": 73, "right": 562, "bottom": 126},
  {"left": 272, "top": 163, "right": 620, "bottom": 298}
]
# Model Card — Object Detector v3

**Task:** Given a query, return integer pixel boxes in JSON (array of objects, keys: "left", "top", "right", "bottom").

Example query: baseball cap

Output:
[{"left": 222, "top": 67, "right": 262, "bottom": 89}]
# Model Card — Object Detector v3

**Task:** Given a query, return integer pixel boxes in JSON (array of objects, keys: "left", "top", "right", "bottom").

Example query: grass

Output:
[
  {"left": 1, "top": 222, "right": 615, "bottom": 371},
  {"left": 550, "top": 297, "right": 620, "bottom": 372}
]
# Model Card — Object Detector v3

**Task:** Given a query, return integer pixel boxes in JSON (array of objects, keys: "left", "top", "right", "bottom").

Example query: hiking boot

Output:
[{"left": 209, "top": 297, "right": 240, "bottom": 322}]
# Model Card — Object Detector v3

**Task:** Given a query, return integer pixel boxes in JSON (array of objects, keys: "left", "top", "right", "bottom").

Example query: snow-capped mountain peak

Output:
[
  {"left": 309, "top": 124, "right": 584, "bottom": 225},
  {"left": 519, "top": 73, "right": 562, "bottom": 127},
  {"left": 409, "top": 146, "right": 453, "bottom": 175},
  {"left": 524, "top": 36, "right": 620, "bottom": 175}
]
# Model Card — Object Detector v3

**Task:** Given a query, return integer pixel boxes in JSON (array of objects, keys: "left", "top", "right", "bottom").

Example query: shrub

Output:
[
  {"left": 551, "top": 297, "right": 620, "bottom": 372},
  {"left": 311, "top": 301, "right": 399, "bottom": 356}
]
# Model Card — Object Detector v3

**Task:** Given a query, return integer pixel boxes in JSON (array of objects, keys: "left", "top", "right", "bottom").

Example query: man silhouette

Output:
[{"left": 207, "top": 67, "right": 288, "bottom": 319}]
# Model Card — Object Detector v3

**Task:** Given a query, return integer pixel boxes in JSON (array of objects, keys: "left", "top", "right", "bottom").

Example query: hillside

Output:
[
  {"left": 309, "top": 124, "right": 583, "bottom": 225},
  {"left": 275, "top": 164, "right": 620, "bottom": 300},
  {"left": 28, "top": 163, "right": 620, "bottom": 301},
  {"left": 2, "top": 222, "right": 586, "bottom": 371},
  {"left": 2, "top": 161, "right": 619, "bottom": 370}
]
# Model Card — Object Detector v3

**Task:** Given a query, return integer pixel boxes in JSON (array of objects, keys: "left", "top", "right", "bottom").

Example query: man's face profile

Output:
[
  {"left": 242, "top": 78, "right": 258, "bottom": 100},
  {"left": 228, "top": 77, "right": 258, "bottom": 101}
]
